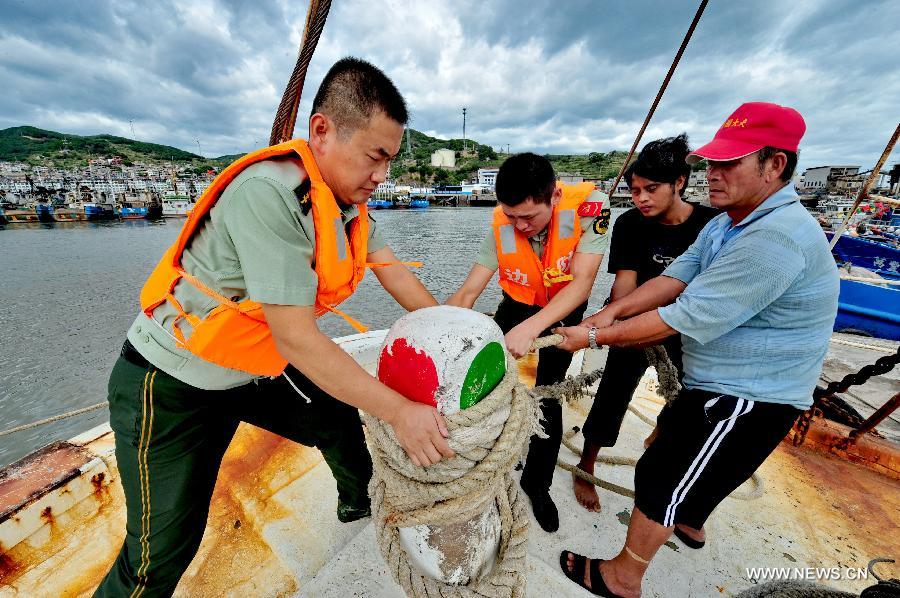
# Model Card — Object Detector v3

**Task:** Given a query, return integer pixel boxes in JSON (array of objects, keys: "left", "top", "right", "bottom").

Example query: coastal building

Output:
[
  {"left": 477, "top": 168, "right": 498, "bottom": 189},
  {"left": 688, "top": 170, "right": 708, "bottom": 192},
  {"left": 558, "top": 172, "right": 584, "bottom": 184},
  {"left": 801, "top": 165, "right": 860, "bottom": 193},
  {"left": 431, "top": 149, "right": 456, "bottom": 169},
  {"left": 373, "top": 180, "right": 396, "bottom": 199}
]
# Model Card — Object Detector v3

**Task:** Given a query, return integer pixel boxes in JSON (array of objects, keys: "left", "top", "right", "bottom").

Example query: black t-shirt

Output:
[{"left": 607, "top": 203, "right": 719, "bottom": 285}]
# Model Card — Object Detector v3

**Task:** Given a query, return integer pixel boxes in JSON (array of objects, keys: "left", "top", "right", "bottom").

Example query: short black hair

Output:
[
  {"left": 757, "top": 146, "right": 799, "bottom": 182},
  {"left": 624, "top": 133, "right": 692, "bottom": 197},
  {"left": 496, "top": 153, "right": 556, "bottom": 206},
  {"left": 311, "top": 57, "right": 408, "bottom": 138}
]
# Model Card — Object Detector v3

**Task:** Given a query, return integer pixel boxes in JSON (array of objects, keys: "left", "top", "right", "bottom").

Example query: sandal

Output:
[
  {"left": 674, "top": 526, "right": 705, "bottom": 549},
  {"left": 559, "top": 551, "right": 624, "bottom": 597}
]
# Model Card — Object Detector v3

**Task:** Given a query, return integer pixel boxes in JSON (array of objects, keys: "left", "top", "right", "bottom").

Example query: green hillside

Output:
[
  {"left": 1, "top": 125, "right": 627, "bottom": 184},
  {"left": 392, "top": 129, "right": 628, "bottom": 185},
  {"left": 0, "top": 126, "right": 235, "bottom": 169}
]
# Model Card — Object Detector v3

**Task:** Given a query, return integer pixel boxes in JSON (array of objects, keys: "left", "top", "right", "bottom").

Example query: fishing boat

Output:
[
  {"left": 0, "top": 332, "right": 896, "bottom": 596},
  {"left": 833, "top": 278, "right": 900, "bottom": 341},
  {"left": 81, "top": 202, "right": 116, "bottom": 221},
  {"left": 0, "top": 207, "right": 40, "bottom": 223},
  {"left": 366, "top": 197, "right": 394, "bottom": 209},
  {"left": 825, "top": 224, "right": 900, "bottom": 341},
  {"left": 392, "top": 194, "right": 411, "bottom": 208},
  {"left": 118, "top": 205, "right": 148, "bottom": 219},
  {"left": 410, "top": 198, "right": 429, "bottom": 209},
  {"left": 828, "top": 232, "right": 900, "bottom": 281},
  {"left": 34, "top": 201, "right": 54, "bottom": 223},
  {"left": 119, "top": 192, "right": 164, "bottom": 220},
  {"left": 467, "top": 186, "right": 498, "bottom": 207},
  {"left": 162, "top": 194, "right": 194, "bottom": 218},
  {"left": 0, "top": 207, "right": 6, "bottom": 225},
  {"left": 52, "top": 207, "right": 90, "bottom": 222}
]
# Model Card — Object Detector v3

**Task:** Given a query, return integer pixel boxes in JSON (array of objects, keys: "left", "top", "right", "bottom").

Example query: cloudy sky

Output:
[{"left": 2, "top": 0, "right": 898, "bottom": 172}]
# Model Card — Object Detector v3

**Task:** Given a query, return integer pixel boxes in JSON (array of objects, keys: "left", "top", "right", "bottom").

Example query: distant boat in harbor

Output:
[
  {"left": 366, "top": 197, "right": 393, "bottom": 209},
  {"left": 466, "top": 186, "right": 497, "bottom": 207},
  {"left": 0, "top": 206, "right": 41, "bottom": 223},
  {"left": 162, "top": 193, "right": 194, "bottom": 217},
  {"left": 34, "top": 201, "right": 54, "bottom": 223},
  {"left": 52, "top": 206, "right": 90, "bottom": 222},
  {"left": 118, "top": 195, "right": 163, "bottom": 220}
]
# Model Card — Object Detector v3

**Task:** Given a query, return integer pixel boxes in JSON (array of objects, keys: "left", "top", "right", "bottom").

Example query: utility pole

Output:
[{"left": 462, "top": 107, "right": 467, "bottom": 152}]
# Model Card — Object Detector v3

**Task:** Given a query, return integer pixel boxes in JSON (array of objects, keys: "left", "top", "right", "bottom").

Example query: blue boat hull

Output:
[
  {"left": 827, "top": 233, "right": 900, "bottom": 280},
  {"left": 119, "top": 207, "right": 148, "bottom": 219},
  {"left": 366, "top": 199, "right": 393, "bottom": 209},
  {"left": 833, "top": 279, "right": 900, "bottom": 340},
  {"left": 35, "top": 204, "right": 54, "bottom": 223}
]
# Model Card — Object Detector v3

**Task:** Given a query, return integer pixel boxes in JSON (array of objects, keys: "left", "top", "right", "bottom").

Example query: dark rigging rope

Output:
[
  {"left": 269, "top": 0, "right": 333, "bottom": 145},
  {"left": 606, "top": 0, "right": 709, "bottom": 198}
]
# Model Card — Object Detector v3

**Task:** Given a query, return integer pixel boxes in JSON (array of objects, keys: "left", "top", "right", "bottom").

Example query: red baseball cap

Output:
[{"left": 686, "top": 102, "right": 806, "bottom": 164}]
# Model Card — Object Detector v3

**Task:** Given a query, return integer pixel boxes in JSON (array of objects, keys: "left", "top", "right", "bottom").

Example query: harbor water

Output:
[{"left": 0, "top": 207, "right": 621, "bottom": 466}]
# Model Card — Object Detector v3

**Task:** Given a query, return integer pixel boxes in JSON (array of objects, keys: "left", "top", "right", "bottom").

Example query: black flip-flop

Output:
[
  {"left": 559, "top": 551, "right": 624, "bottom": 597},
  {"left": 674, "top": 526, "right": 706, "bottom": 549}
]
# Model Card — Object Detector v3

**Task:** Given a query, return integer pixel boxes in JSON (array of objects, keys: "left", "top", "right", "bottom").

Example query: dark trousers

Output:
[
  {"left": 634, "top": 388, "right": 800, "bottom": 528},
  {"left": 582, "top": 336, "right": 683, "bottom": 447},
  {"left": 493, "top": 293, "right": 588, "bottom": 494},
  {"left": 94, "top": 342, "right": 372, "bottom": 598}
]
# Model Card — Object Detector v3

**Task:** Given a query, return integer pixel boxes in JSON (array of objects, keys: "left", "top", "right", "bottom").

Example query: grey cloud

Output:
[{"left": 0, "top": 0, "right": 897, "bottom": 170}]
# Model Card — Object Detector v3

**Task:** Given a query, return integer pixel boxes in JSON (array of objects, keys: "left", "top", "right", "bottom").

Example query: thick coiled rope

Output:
[{"left": 365, "top": 354, "right": 540, "bottom": 597}]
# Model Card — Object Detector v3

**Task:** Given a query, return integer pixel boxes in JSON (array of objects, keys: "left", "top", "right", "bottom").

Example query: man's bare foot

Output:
[
  {"left": 642, "top": 426, "right": 659, "bottom": 449},
  {"left": 572, "top": 464, "right": 601, "bottom": 512},
  {"left": 564, "top": 552, "right": 641, "bottom": 597}
]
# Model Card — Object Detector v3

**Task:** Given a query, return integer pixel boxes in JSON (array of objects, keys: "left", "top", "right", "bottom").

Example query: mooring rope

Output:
[
  {"left": 0, "top": 401, "right": 108, "bottom": 439},
  {"left": 365, "top": 354, "right": 537, "bottom": 597}
]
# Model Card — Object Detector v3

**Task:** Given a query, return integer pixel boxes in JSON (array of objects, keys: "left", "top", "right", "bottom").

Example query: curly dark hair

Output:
[{"left": 624, "top": 133, "right": 692, "bottom": 197}]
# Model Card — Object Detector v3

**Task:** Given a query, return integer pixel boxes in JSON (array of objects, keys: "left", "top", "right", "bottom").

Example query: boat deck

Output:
[{"left": 0, "top": 331, "right": 897, "bottom": 596}]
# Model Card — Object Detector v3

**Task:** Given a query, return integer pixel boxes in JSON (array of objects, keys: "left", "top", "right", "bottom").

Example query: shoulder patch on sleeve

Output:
[
  {"left": 592, "top": 208, "right": 611, "bottom": 235},
  {"left": 294, "top": 179, "right": 312, "bottom": 215},
  {"left": 578, "top": 201, "right": 605, "bottom": 217}
]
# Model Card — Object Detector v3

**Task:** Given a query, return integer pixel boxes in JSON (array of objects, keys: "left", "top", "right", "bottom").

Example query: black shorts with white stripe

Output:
[{"left": 634, "top": 388, "right": 801, "bottom": 529}]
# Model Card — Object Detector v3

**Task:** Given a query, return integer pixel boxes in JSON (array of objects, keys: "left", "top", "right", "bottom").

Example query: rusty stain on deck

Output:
[{"left": 0, "top": 442, "right": 91, "bottom": 524}]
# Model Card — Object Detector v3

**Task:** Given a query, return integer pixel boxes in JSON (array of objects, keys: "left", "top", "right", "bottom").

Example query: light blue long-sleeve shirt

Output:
[{"left": 658, "top": 184, "right": 839, "bottom": 409}]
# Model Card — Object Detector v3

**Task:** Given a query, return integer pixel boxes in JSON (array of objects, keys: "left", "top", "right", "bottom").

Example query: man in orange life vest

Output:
[
  {"left": 94, "top": 58, "right": 453, "bottom": 597},
  {"left": 447, "top": 153, "right": 609, "bottom": 532}
]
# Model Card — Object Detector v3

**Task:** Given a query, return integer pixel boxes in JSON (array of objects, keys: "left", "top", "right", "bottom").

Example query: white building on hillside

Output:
[{"left": 431, "top": 149, "right": 456, "bottom": 169}]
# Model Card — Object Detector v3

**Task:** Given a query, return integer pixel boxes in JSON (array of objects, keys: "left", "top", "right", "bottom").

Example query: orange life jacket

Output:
[
  {"left": 493, "top": 182, "right": 597, "bottom": 306},
  {"left": 139, "top": 139, "right": 374, "bottom": 376}
]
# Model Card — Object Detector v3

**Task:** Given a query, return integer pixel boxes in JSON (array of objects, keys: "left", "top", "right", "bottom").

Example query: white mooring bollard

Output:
[{"left": 377, "top": 306, "right": 508, "bottom": 584}]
